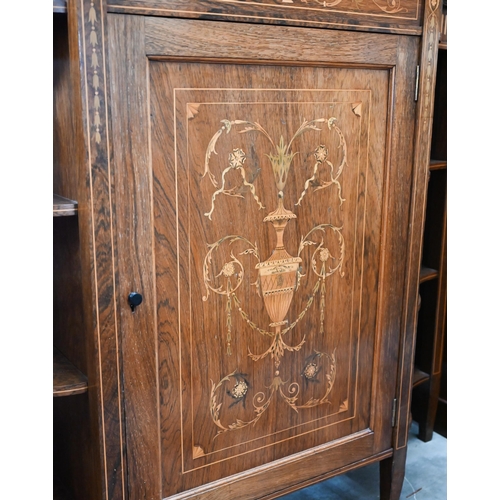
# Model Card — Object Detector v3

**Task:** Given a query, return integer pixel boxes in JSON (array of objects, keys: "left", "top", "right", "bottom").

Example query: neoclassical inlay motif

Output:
[
  {"left": 187, "top": 102, "right": 201, "bottom": 120},
  {"left": 422, "top": 0, "right": 440, "bottom": 130},
  {"left": 201, "top": 116, "right": 350, "bottom": 439},
  {"left": 88, "top": 1, "right": 102, "bottom": 144},
  {"left": 209, "top": 0, "right": 415, "bottom": 16},
  {"left": 299, "top": 0, "right": 408, "bottom": 13},
  {"left": 203, "top": 117, "right": 346, "bottom": 219}
]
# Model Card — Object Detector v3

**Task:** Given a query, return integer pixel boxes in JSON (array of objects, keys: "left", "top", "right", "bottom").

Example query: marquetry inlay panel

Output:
[
  {"left": 107, "top": 0, "right": 423, "bottom": 34},
  {"left": 210, "top": 0, "right": 420, "bottom": 19},
  {"left": 150, "top": 62, "right": 391, "bottom": 478}
]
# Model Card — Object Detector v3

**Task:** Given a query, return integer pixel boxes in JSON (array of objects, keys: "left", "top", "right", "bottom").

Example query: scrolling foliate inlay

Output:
[
  {"left": 203, "top": 118, "right": 346, "bottom": 218},
  {"left": 299, "top": 0, "right": 408, "bottom": 13},
  {"left": 202, "top": 117, "right": 348, "bottom": 437},
  {"left": 211, "top": 0, "right": 414, "bottom": 16}
]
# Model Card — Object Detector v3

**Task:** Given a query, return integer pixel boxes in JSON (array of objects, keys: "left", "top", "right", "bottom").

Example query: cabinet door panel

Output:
[
  {"left": 155, "top": 67, "right": 384, "bottom": 467},
  {"left": 108, "top": 15, "right": 418, "bottom": 499}
]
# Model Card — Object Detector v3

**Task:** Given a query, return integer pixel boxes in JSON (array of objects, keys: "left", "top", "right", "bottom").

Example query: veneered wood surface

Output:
[
  {"left": 53, "top": 10, "right": 104, "bottom": 500},
  {"left": 108, "top": 13, "right": 419, "bottom": 499},
  {"left": 107, "top": 13, "right": 162, "bottom": 500},
  {"left": 155, "top": 65, "right": 384, "bottom": 478},
  {"left": 108, "top": 0, "right": 423, "bottom": 35},
  {"left": 55, "top": 0, "right": 127, "bottom": 497},
  {"left": 145, "top": 16, "right": 399, "bottom": 64}
]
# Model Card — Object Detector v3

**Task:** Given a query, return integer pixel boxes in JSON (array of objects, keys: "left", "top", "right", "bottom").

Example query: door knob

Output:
[{"left": 128, "top": 292, "right": 143, "bottom": 312}]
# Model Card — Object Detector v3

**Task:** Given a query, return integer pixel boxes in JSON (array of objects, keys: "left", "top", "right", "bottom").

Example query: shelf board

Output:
[
  {"left": 429, "top": 159, "right": 447, "bottom": 171},
  {"left": 438, "top": 42, "right": 447, "bottom": 50},
  {"left": 53, "top": 348, "right": 88, "bottom": 397},
  {"left": 53, "top": 194, "right": 78, "bottom": 217},
  {"left": 413, "top": 368, "right": 430, "bottom": 388},
  {"left": 419, "top": 266, "right": 439, "bottom": 284},
  {"left": 53, "top": 0, "right": 67, "bottom": 13}
]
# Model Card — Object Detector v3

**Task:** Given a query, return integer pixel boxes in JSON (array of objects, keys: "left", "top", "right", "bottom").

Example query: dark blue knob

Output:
[{"left": 128, "top": 292, "right": 143, "bottom": 312}]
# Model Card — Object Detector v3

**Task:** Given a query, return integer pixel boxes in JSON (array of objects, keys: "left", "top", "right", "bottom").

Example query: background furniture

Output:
[{"left": 53, "top": 1, "right": 443, "bottom": 498}]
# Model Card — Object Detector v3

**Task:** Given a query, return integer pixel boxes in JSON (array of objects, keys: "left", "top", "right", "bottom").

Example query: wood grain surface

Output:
[
  {"left": 108, "top": 13, "right": 419, "bottom": 499},
  {"left": 54, "top": 0, "right": 126, "bottom": 497},
  {"left": 108, "top": 0, "right": 423, "bottom": 35},
  {"left": 54, "top": 0, "right": 440, "bottom": 496},
  {"left": 145, "top": 16, "right": 399, "bottom": 64},
  {"left": 53, "top": 9, "right": 105, "bottom": 500}
]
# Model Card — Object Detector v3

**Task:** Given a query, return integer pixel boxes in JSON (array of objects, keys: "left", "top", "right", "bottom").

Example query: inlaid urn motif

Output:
[
  {"left": 201, "top": 116, "right": 350, "bottom": 438},
  {"left": 256, "top": 195, "right": 302, "bottom": 327}
]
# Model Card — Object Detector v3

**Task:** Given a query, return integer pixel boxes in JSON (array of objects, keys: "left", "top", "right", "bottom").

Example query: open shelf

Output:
[
  {"left": 53, "top": 0, "right": 67, "bottom": 13},
  {"left": 429, "top": 159, "right": 447, "bottom": 171},
  {"left": 419, "top": 266, "right": 438, "bottom": 284},
  {"left": 54, "top": 194, "right": 78, "bottom": 217},
  {"left": 53, "top": 347, "right": 88, "bottom": 397},
  {"left": 413, "top": 368, "right": 430, "bottom": 388},
  {"left": 439, "top": 1, "right": 447, "bottom": 50},
  {"left": 412, "top": 32, "right": 447, "bottom": 442}
]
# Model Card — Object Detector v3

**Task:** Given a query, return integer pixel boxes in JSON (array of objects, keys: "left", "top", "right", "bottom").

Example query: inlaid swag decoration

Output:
[
  {"left": 201, "top": 117, "right": 348, "bottom": 439},
  {"left": 295, "top": 0, "right": 408, "bottom": 14},
  {"left": 209, "top": 0, "right": 411, "bottom": 15}
]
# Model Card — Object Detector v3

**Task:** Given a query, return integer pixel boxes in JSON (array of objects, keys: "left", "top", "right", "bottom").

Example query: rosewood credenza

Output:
[{"left": 53, "top": 1, "right": 443, "bottom": 498}]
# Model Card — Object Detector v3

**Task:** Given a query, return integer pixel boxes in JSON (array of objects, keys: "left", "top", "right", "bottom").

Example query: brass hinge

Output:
[
  {"left": 414, "top": 65, "right": 420, "bottom": 102},
  {"left": 392, "top": 398, "right": 398, "bottom": 427}
]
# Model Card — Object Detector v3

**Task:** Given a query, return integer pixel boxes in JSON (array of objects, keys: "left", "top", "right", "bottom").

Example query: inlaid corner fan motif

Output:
[{"left": 200, "top": 115, "right": 350, "bottom": 439}]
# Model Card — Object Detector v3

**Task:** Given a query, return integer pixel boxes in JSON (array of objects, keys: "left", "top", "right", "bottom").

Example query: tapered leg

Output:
[
  {"left": 380, "top": 446, "right": 407, "bottom": 500},
  {"left": 418, "top": 373, "right": 441, "bottom": 442}
]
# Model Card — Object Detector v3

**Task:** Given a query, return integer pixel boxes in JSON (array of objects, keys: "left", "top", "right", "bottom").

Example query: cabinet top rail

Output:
[{"left": 106, "top": 0, "right": 424, "bottom": 35}]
